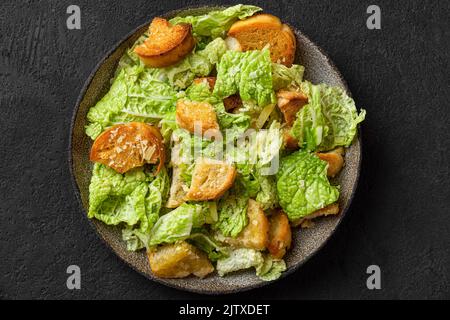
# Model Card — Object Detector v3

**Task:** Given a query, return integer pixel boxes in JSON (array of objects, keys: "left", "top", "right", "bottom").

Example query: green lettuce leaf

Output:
[
  {"left": 148, "top": 203, "right": 213, "bottom": 246},
  {"left": 272, "top": 63, "right": 304, "bottom": 91},
  {"left": 185, "top": 81, "right": 251, "bottom": 131},
  {"left": 214, "top": 48, "right": 276, "bottom": 107},
  {"left": 169, "top": 5, "right": 261, "bottom": 39},
  {"left": 216, "top": 248, "right": 264, "bottom": 277},
  {"left": 188, "top": 232, "right": 229, "bottom": 261},
  {"left": 291, "top": 83, "right": 328, "bottom": 151},
  {"left": 255, "top": 175, "right": 278, "bottom": 211},
  {"left": 291, "top": 81, "right": 366, "bottom": 151},
  {"left": 276, "top": 150, "right": 339, "bottom": 220},
  {"left": 256, "top": 255, "right": 287, "bottom": 281},
  {"left": 216, "top": 249, "right": 287, "bottom": 280},
  {"left": 88, "top": 164, "right": 169, "bottom": 235},
  {"left": 214, "top": 193, "right": 249, "bottom": 238},
  {"left": 165, "top": 38, "right": 228, "bottom": 89},
  {"left": 85, "top": 66, "right": 177, "bottom": 139}
]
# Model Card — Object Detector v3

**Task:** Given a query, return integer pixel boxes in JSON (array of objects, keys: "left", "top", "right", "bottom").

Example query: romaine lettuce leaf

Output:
[
  {"left": 165, "top": 38, "right": 228, "bottom": 89},
  {"left": 88, "top": 164, "right": 169, "bottom": 233},
  {"left": 185, "top": 81, "right": 251, "bottom": 131},
  {"left": 216, "top": 248, "right": 287, "bottom": 280},
  {"left": 85, "top": 66, "right": 177, "bottom": 139},
  {"left": 148, "top": 202, "right": 213, "bottom": 246},
  {"left": 272, "top": 63, "right": 304, "bottom": 91},
  {"left": 214, "top": 48, "right": 276, "bottom": 107},
  {"left": 291, "top": 81, "right": 366, "bottom": 151},
  {"left": 188, "top": 232, "right": 229, "bottom": 261},
  {"left": 169, "top": 5, "right": 261, "bottom": 39},
  {"left": 216, "top": 248, "right": 264, "bottom": 277},
  {"left": 276, "top": 150, "right": 339, "bottom": 220},
  {"left": 214, "top": 193, "right": 249, "bottom": 238},
  {"left": 291, "top": 83, "right": 328, "bottom": 151},
  {"left": 256, "top": 255, "right": 287, "bottom": 281}
]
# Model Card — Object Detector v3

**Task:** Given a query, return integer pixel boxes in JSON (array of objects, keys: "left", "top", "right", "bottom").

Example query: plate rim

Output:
[{"left": 68, "top": 5, "right": 362, "bottom": 295}]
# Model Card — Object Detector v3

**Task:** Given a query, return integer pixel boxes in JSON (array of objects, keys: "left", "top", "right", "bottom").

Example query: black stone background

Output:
[{"left": 0, "top": 0, "right": 449, "bottom": 300}]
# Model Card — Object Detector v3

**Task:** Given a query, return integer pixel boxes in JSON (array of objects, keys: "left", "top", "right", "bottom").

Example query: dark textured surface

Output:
[{"left": 0, "top": 0, "right": 449, "bottom": 299}]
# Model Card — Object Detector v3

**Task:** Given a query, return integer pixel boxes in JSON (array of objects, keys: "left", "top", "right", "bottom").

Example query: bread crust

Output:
[
  {"left": 277, "top": 89, "right": 308, "bottom": 126},
  {"left": 185, "top": 158, "right": 237, "bottom": 201},
  {"left": 228, "top": 14, "right": 296, "bottom": 66},
  {"left": 316, "top": 148, "right": 345, "bottom": 177},
  {"left": 134, "top": 17, "right": 195, "bottom": 68},
  {"left": 176, "top": 100, "right": 220, "bottom": 136},
  {"left": 222, "top": 199, "right": 270, "bottom": 250},
  {"left": 268, "top": 211, "right": 292, "bottom": 259},
  {"left": 90, "top": 122, "right": 165, "bottom": 174},
  {"left": 148, "top": 241, "right": 214, "bottom": 279}
]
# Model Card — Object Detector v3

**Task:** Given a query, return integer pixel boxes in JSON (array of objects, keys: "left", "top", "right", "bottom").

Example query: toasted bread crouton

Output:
[
  {"left": 148, "top": 241, "right": 214, "bottom": 279},
  {"left": 176, "top": 100, "right": 220, "bottom": 136},
  {"left": 223, "top": 199, "right": 269, "bottom": 250},
  {"left": 223, "top": 94, "right": 243, "bottom": 111},
  {"left": 268, "top": 211, "right": 292, "bottom": 259},
  {"left": 166, "top": 165, "right": 189, "bottom": 208},
  {"left": 193, "top": 77, "right": 242, "bottom": 111},
  {"left": 300, "top": 220, "right": 315, "bottom": 229},
  {"left": 292, "top": 203, "right": 340, "bottom": 227},
  {"left": 282, "top": 127, "right": 299, "bottom": 150},
  {"left": 134, "top": 18, "right": 195, "bottom": 68},
  {"left": 193, "top": 77, "right": 217, "bottom": 89},
  {"left": 228, "top": 14, "right": 296, "bottom": 66},
  {"left": 317, "top": 148, "right": 345, "bottom": 177},
  {"left": 277, "top": 89, "right": 308, "bottom": 126},
  {"left": 90, "top": 122, "right": 165, "bottom": 174},
  {"left": 185, "top": 158, "right": 236, "bottom": 201}
]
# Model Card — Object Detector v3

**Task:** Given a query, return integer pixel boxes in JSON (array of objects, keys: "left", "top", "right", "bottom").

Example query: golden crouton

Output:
[
  {"left": 176, "top": 100, "right": 220, "bottom": 137},
  {"left": 166, "top": 165, "right": 188, "bottom": 208},
  {"left": 277, "top": 89, "right": 308, "bottom": 126},
  {"left": 223, "top": 199, "right": 269, "bottom": 250},
  {"left": 268, "top": 211, "right": 292, "bottom": 259},
  {"left": 90, "top": 122, "right": 165, "bottom": 174},
  {"left": 193, "top": 77, "right": 217, "bottom": 89},
  {"left": 282, "top": 127, "right": 299, "bottom": 150},
  {"left": 185, "top": 158, "right": 236, "bottom": 201},
  {"left": 147, "top": 241, "right": 214, "bottom": 279},
  {"left": 292, "top": 203, "right": 340, "bottom": 227},
  {"left": 316, "top": 148, "right": 345, "bottom": 177},
  {"left": 228, "top": 14, "right": 296, "bottom": 66},
  {"left": 134, "top": 18, "right": 195, "bottom": 68}
]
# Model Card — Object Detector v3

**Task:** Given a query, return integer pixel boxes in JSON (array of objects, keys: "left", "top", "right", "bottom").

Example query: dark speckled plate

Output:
[{"left": 69, "top": 6, "right": 362, "bottom": 294}]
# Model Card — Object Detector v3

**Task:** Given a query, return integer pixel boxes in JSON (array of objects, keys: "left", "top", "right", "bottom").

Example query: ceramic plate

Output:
[{"left": 69, "top": 6, "right": 361, "bottom": 294}]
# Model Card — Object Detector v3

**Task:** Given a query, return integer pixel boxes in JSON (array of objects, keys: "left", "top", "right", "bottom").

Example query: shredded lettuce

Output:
[
  {"left": 276, "top": 150, "right": 339, "bottom": 220},
  {"left": 291, "top": 81, "right": 366, "bottom": 151}
]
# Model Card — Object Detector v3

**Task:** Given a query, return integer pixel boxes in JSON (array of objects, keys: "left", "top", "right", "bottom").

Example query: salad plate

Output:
[{"left": 70, "top": 5, "right": 363, "bottom": 294}]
